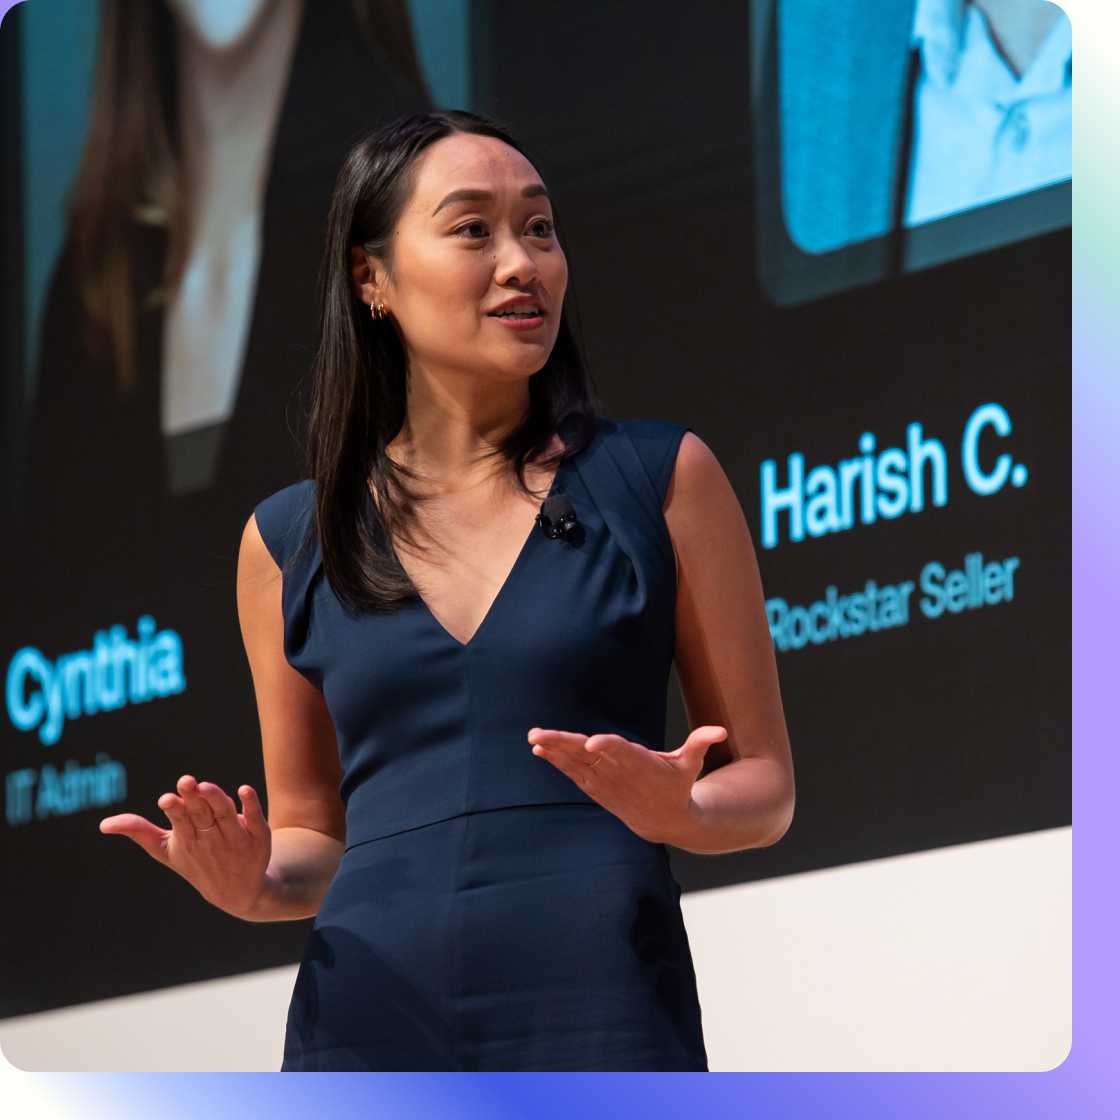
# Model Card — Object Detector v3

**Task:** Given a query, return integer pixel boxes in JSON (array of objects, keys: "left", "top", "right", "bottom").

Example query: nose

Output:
[{"left": 492, "top": 228, "right": 541, "bottom": 288}]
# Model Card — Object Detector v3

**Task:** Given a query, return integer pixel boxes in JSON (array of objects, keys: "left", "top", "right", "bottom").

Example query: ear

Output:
[{"left": 349, "top": 245, "right": 384, "bottom": 307}]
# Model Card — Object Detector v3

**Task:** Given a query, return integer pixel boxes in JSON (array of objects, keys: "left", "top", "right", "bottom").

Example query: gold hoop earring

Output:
[{"left": 370, "top": 300, "right": 388, "bottom": 321}]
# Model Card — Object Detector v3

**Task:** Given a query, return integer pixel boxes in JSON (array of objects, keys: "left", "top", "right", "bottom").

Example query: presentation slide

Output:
[{"left": 1, "top": 0, "right": 1068, "bottom": 1019}]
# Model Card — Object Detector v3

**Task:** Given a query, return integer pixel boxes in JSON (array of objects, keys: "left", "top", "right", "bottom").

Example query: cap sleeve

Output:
[
  {"left": 254, "top": 480, "right": 315, "bottom": 571},
  {"left": 251, "top": 480, "right": 323, "bottom": 681},
  {"left": 617, "top": 418, "right": 693, "bottom": 512}
]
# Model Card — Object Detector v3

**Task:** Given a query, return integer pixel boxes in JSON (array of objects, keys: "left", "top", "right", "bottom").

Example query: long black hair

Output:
[{"left": 299, "top": 109, "right": 603, "bottom": 615}]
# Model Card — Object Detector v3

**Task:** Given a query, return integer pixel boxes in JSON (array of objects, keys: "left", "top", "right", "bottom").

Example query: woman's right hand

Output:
[{"left": 99, "top": 776, "right": 273, "bottom": 921}]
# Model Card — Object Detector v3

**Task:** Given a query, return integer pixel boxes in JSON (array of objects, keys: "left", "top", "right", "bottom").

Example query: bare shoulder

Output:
[
  {"left": 239, "top": 511, "right": 280, "bottom": 582},
  {"left": 667, "top": 430, "right": 726, "bottom": 494},
  {"left": 663, "top": 432, "right": 747, "bottom": 570}
]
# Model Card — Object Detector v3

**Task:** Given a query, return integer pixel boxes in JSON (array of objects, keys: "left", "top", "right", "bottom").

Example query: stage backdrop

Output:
[{"left": 1, "top": 0, "right": 1069, "bottom": 1019}]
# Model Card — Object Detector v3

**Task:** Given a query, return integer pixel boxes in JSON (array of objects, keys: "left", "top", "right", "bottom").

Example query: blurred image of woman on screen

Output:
[{"left": 3, "top": 0, "right": 432, "bottom": 1020}]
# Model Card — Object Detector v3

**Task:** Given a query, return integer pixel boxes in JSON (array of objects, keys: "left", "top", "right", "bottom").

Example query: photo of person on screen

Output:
[
  {"left": 17, "top": 0, "right": 432, "bottom": 603},
  {"left": 1, "top": 0, "right": 433, "bottom": 1021},
  {"left": 903, "top": 0, "right": 1071, "bottom": 226},
  {"left": 761, "top": 0, "right": 1071, "bottom": 303}
]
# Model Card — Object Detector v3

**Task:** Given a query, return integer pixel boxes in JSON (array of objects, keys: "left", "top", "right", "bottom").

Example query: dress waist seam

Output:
[{"left": 343, "top": 799, "right": 605, "bottom": 852}]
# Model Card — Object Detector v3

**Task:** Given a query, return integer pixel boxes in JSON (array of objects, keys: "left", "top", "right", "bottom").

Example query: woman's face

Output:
[{"left": 360, "top": 132, "right": 568, "bottom": 384}]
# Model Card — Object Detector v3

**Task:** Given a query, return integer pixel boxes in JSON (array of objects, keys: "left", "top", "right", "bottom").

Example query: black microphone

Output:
[{"left": 536, "top": 492, "right": 580, "bottom": 540}]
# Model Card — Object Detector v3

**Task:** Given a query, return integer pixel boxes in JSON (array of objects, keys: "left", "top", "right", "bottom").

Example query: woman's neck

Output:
[
  {"left": 972, "top": 0, "right": 1063, "bottom": 79},
  {"left": 175, "top": 0, "right": 303, "bottom": 235},
  {"left": 388, "top": 387, "right": 538, "bottom": 490}
]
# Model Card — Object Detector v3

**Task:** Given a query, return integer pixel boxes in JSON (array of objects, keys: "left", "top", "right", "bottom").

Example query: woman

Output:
[{"left": 100, "top": 110, "right": 796, "bottom": 1071}]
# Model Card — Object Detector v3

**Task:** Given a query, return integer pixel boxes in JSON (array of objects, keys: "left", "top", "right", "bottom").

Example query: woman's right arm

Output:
[
  {"left": 98, "top": 511, "right": 345, "bottom": 921},
  {"left": 234, "top": 511, "right": 347, "bottom": 922}
]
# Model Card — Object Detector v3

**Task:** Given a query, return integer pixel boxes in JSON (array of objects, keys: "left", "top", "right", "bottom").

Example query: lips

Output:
[
  {"left": 487, "top": 308, "right": 546, "bottom": 329},
  {"left": 486, "top": 308, "right": 545, "bottom": 318},
  {"left": 485, "top": 295, "right": 546, "bottom": 317}
]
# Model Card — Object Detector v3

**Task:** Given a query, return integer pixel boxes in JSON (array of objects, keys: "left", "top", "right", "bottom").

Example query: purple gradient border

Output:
[{"left": 0, "top": 0, "right": 1102, "bottom": 1115}]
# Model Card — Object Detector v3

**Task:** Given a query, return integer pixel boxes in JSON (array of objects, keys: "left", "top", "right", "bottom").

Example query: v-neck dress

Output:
[{"left": 253, "top": 415, "right": 707, "bottom": 1071}]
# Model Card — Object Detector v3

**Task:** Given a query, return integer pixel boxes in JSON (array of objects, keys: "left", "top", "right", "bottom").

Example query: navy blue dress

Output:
[{"left": 253, "top": 416, "right": 708, "bottom": 1071}]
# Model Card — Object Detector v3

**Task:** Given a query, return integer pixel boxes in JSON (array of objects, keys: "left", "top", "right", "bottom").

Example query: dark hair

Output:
[{"left": 299, "top": 109, "right": 603, "bottom": 615}]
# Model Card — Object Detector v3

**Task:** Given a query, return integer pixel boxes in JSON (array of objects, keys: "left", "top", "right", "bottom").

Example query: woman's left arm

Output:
[{"left": 662, "top": 431, "right": 796, "bottom": 855}]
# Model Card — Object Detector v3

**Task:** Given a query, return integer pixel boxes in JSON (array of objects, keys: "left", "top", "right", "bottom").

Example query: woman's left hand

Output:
[{"left": 526, "top": 724, "right": 729, "bottom": 845}]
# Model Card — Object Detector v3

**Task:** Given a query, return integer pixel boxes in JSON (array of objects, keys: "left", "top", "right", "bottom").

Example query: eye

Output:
[
  {"left": 452, "top": 218, "right": 556, "bottom": 240},
  {"left": 454, "top": 220, "right": 489, "bottom": 239}
]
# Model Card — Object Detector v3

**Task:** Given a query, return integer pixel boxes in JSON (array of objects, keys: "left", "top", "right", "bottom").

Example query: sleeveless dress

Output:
[{"left": 253, "top": 415, "right": 708, "bottom": 1071}]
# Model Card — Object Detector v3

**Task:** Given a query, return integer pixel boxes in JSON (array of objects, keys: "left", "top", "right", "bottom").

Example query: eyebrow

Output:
[{"left": 431, "top": 183, "right": 550, "bottom": 216}]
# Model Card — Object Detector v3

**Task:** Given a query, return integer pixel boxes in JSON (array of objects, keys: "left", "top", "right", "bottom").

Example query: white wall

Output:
[{"left": 0, "top": 825, "right": 1070, "bottom": 1072}]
